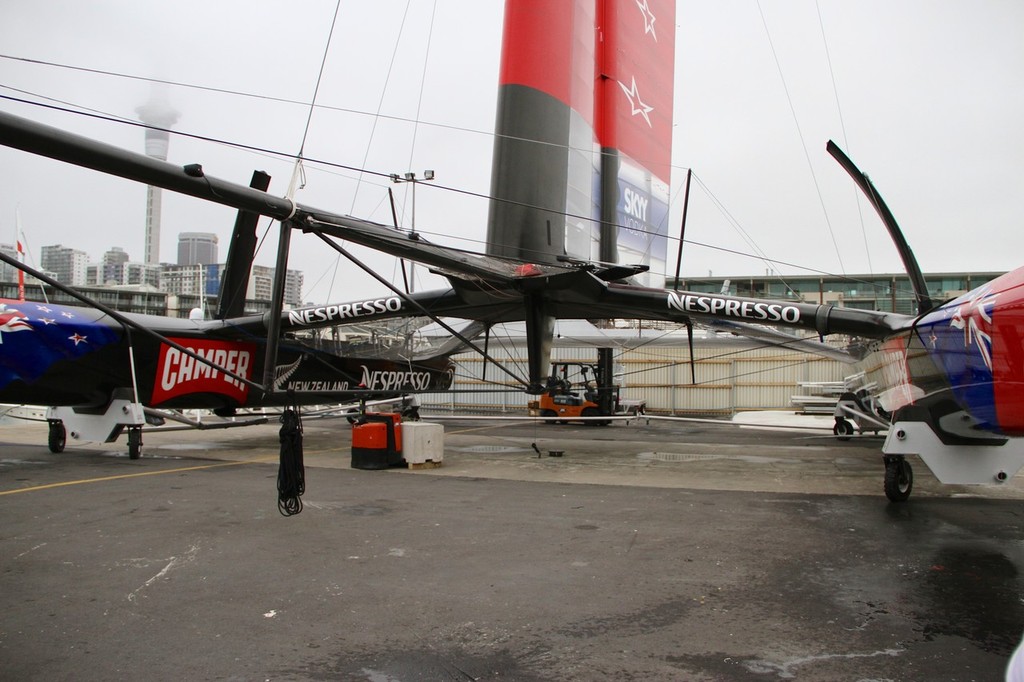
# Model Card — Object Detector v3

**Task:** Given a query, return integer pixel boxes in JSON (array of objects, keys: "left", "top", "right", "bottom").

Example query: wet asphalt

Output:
[{"left": 1, "top": 415, "right": 1023, "bottom": 681}]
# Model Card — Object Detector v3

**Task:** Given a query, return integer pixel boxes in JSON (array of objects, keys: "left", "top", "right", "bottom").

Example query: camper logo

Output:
[{"left": 152, "top": 337, "right": 256, "bottom": 405}]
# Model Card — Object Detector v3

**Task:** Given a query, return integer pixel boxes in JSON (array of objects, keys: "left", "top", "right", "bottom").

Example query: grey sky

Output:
[{"left": 0, "top": 0, "right": 1021, "bottom": 304}]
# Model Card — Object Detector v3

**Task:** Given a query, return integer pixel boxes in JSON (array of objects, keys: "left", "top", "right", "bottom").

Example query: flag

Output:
[{"left": 0, "top": 299, "right": 122, "bottom": 388}]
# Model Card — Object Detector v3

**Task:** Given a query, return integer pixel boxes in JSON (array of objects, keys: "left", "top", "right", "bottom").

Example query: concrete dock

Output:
[{"left": 1, "top": 415, "right": 1022, "bottom": 680}]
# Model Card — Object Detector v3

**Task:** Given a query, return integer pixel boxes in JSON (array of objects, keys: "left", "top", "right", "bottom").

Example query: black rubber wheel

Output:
[
  {"left": 884, "top": 457, "right": 913, "bottom": 502},
  {"left": 542, "top": 409, "right": 558, "bottom": 425},
  {"left": 833, "top": 418, "right": 854, "bottom": 441},
  {"left": 128, "top": 428, "right": 142, "bottom": 460},
  {"left": 47, "top": 420, "right": 66, "bottom": 453}
]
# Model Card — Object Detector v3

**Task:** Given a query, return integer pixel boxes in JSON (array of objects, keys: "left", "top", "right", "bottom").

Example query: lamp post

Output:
[{"left": 389, "top": 170, "right": 434, "bottom": 292}]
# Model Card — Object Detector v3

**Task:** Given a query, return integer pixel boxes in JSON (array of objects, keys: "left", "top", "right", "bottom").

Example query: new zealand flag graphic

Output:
[
  {"left": 918, "top": 285, "right": 999, "bottom": 429},
  {"left": 0, "top": 300, "right": 122, "bottom": 388}
]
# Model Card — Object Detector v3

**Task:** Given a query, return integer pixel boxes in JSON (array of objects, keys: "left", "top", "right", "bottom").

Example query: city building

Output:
[
  {"left": 250, "top": 264, "right": 274, "bottom": 303},
  {"left": 177, "top": 232, "right": 219, "bottom": 266},
  {"left": 0, "top": 243, "right": 19, "bottom": 283},
  {"left": 253, "top": 265, "right": 304, "bottom": 308},
  {"left": 86, "top": 252, "right": 160, "bottom": 289},
  {"left": 40, "top": 244, "right": 89, "bottom": 286},
  {"left": 283, "top": 268, "right": 304, "bottom": 308},
  {"left": 161, "top": 263, "right": 215, "bottom": 298},
  {"left": 0, "top": 281, "right": 192, "bottom": 317},
  {"left": 102, "top": 246, "right": 130, "bottom": 283},
  {"left": 25, "top": 240, "right": 303, "bottom": 317},
  {"left": 136, "top": 94, "right": 180, "bottom": 265},
  {"left": 123, "top": 262, "right": 162, "bottom": 288}
]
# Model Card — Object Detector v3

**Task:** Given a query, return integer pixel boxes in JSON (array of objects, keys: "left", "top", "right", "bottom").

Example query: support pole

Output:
[
  {"left": 673, "top": 168, "right": 692, "bottom": 290},
  {"left": 261, "top": 220, "right": 293, "bottom": 390},
  {"left": 524, "top": 295, "right": 554, "bottom": 394},
  {"left": 388, "top": 187, "right": 411, "bottom": 294},
  {"left": 218, "top": 170, "right": 271, "bottom": 320}
]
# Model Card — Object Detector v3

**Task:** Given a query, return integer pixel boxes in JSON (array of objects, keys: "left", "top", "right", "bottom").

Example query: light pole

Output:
[{"left": 389, "top": 170, "right": 434, "bottom": 292}]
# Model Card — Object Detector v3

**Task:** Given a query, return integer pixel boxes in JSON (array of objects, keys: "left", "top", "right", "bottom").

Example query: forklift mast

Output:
[{"left": 595, "top": 347, "right": 617, "bottom": 415}]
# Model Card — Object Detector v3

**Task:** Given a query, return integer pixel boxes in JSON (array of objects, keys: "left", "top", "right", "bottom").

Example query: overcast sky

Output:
[{"left": 0, "top": 0, "right": 1021, "bottom": 304}]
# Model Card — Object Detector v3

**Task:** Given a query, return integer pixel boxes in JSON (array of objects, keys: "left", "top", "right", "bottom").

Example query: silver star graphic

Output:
[
  {"left": 635, "top": 0, "right": 657, "bottom": 41},
  {"left": 618, "top": 76, "right": 654, "bottom": 127}
]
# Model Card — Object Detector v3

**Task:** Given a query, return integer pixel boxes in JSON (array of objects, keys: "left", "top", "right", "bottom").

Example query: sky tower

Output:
[{"left": 136, "top": 95, "right": 179, "bottom": 265}]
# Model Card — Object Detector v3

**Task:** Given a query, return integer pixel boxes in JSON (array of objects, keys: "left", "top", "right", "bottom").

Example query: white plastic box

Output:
[{"left": 401, "top": 422, "right": 444, "bottom": 466}]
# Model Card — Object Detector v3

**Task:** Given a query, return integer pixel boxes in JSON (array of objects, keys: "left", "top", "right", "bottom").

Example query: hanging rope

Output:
[{"left": 277, "top": 405, "right": 305, "bottom": 517}]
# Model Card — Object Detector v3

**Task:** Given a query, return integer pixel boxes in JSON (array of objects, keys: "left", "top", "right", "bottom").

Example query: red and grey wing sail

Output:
[
  {"left": 487, "top": 0, "right": 600, "bottom": 265},
  {"left": 596, "top": 0, "right": 675, "bottom": 286},
  {"left": 487, "top": 0, "right": 676, "bottom": 286}
]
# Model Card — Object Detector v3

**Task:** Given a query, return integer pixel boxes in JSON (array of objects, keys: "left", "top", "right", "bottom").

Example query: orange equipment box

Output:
[{"left": 350, "top": 412, "right": 403, "bottom": 470}]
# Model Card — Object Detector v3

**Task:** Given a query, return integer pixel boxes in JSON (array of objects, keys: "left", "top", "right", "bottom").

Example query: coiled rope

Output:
[{"left": 277, "top": 407, "right": 305, "bottom": 516}]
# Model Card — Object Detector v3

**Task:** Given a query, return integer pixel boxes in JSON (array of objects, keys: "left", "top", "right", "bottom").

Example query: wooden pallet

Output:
[{"left": 408, "top": 460, "right": 443, "bottom": 470}]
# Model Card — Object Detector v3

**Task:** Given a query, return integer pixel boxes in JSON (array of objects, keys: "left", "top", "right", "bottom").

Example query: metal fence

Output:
[{"left": 419, "top": 336, "right": 848, "bottom": 416}]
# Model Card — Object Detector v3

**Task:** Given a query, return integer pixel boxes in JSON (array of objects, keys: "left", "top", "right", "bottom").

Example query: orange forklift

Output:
[{"left": 530, "top": 349, "right": 642, "bottom": 425}]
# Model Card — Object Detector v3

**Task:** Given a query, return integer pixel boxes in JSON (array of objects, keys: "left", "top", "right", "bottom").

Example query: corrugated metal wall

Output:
[{"left": 420, "top": 336, "right": 849, "bottom": 416}]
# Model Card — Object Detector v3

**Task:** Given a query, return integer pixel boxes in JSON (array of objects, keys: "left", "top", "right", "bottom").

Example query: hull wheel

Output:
[
  {"left": 833, "top": 418, "right": 854, "bottom": 441},
  {"left": 127, "top": 426, "right": 143, "bottom": 460},
  {"left": 883, "top": 455, "right": 913, "bottom": 502},
  {"left": 47, "top": 419, "right": 66, "bottom": 453}
]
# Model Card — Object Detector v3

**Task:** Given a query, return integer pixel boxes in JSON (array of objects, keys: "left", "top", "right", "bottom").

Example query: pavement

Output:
[{"left": 1, "top": 413, "right": 1023, "bottom": 681}]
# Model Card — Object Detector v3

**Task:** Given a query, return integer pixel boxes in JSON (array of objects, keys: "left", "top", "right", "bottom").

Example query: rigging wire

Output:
[
  {"left": 391, "top": 0, "right": 438, "bottom": 296},
  {"left": 480, "top": 323, "right": 532, "bottom": 388},
  {"left": 403, "top": 0, "right": 438, "bottom": 175},
  {"left": 271, "top": 0, "right": 343, "bottom": 308},
  {"left": 756, "top": 0, "right": 845, "bottom": 275},
  {"left": 427, "top": 322, "right": 856, "bottom": 409},
  {"left": 614, "top": 331, "right": 842, "bottom": 381},
  {"left": 688, "top": 173, "right": 800, "bottom": 296},
  {"left": 290, "top": 0, "right": 341, "bottom": 184},
  {"left": 0, "top": 45, "right": 900, "bottom": 292},
  {"left": 0, "top": 53, "right": 644, "bottom": 171},
  {"left": 0, "top": 93, "right": 924, "bottom": 302},
  {"left": 815, "top": 1, "right": 873, "bottom": 277},
  {"left": 348, "top": 1, "right": 413, "bottom": 215}
]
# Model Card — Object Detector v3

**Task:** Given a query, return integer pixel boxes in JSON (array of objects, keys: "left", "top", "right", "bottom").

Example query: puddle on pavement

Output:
[
  {"left": 911, "top": 545, "right": 1024, "bottom": 655},
  {"left": 637, "top": 451, "right": 800, "bottom": 464},
  {"left": 451, "top": 445, "right": 533, "bottom": 454}
]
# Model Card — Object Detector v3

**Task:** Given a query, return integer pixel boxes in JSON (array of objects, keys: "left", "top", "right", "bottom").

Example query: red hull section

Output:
[{"left": 990, "top": 269, "right": 1024, "bottom": 432}]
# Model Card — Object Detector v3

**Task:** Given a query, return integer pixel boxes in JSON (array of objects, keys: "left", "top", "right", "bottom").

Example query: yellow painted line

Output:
[{"left": 0, "top": 457, "right": 276, "bottom": 497}]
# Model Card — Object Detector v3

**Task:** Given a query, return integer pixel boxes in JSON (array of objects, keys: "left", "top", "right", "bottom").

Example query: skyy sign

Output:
[
  {"left": 616, "top": 176, "right": 668, "bottom": 251},
  {"left": 615, "top": 159, "right": 669, "bottom": 287}
]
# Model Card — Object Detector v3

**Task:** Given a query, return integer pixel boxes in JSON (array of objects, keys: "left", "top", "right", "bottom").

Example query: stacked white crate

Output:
[{"left": 401, "top": 422, "right": 444, "bottom": 468}]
